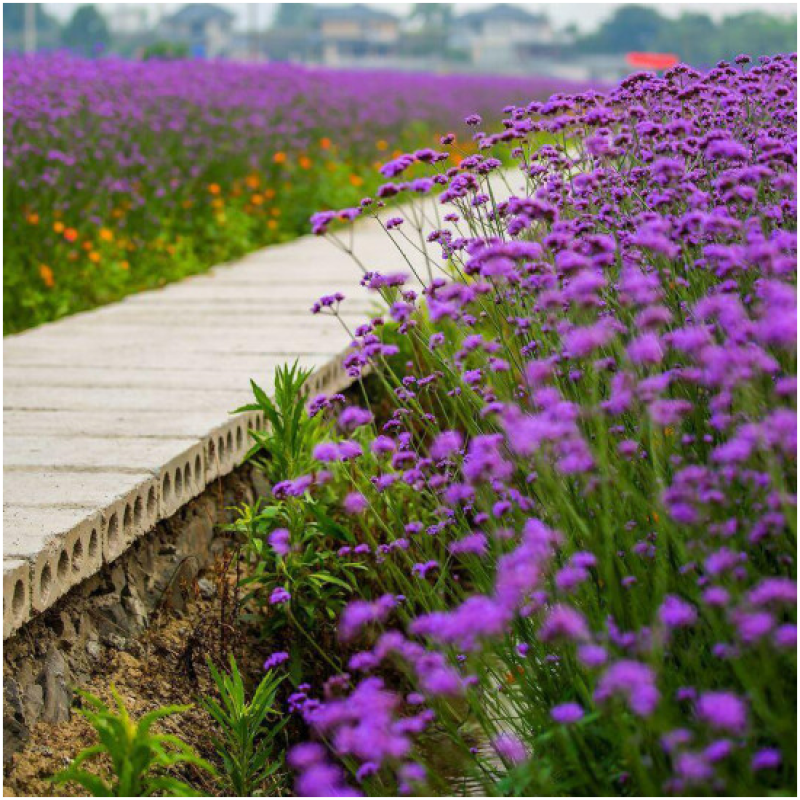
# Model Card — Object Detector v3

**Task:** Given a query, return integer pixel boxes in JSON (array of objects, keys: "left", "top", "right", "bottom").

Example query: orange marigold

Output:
[
  {"left": 299, "top": 156, "right": 312, "bottom": 169},
  {"left": 207, "top": 183, "right": 221, "bottom": 195},
  {"left": 88, "top": 251, "right": 101, "bottom": 263},
  {"left": 349, "top": 174, "right": 364, "bottom": 187},
  {"left": 64, "top": 228, "right": 78, "bottom": 242},
  {"left": 273, "top": 152, "right": 287, "bottom": 164},
  {"left": 320, "top": 137, "right": 332, "bottom": 150},
  {"left": 39, "top": 264, "right": 54, "bottom": 287},
  {"left": 27, "top": 213, "right": 39, "bottom": 225},
  {"left": 376, "top": 139, "right": 388, "bottom": 151},
  {"left": 53, "top": 221, "right": 65, "bottom": 234},
  {"left": 99, "top": 228, "right": 113, "bottom": 242}
]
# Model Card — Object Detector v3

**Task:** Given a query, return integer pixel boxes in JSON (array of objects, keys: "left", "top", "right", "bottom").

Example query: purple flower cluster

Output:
[{"left": 284, "top": 54, "right": 796, "bottom": 796}]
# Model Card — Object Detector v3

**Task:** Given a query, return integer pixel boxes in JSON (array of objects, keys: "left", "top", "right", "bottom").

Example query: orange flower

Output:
[
  {"left": 270, "top": 207, "right": 281, "bottom": 218},
  {"left": 207, "top": 183, "right": 221, "bottom": 195},
  {"left": 376, "top": 139, "right": 388, "bottom": 151},
  {"left": 27, "top": 212, "right": 39, "bottom": 225},
  {"left": 349, "top": 174, "right": 364, "bottom": 187},
  {"left": 267, "top": 220, "right": 278, "bottom": 231},
  {"left": 112, "top": 208, "right": 124, "bottom": 219},
  {"left": 320, "top": 137, "right": 332, "bottom": 150},
  {"left": 264, "top": 188, "right": 276, "bottom": 200},
  {"left": 39, "top": 264, "right": 54, "bottom": 287},
  {"left": 82, "top": 241, "right": 93, "bottom": 251},
  {"left": 273, "top": 152, "right": 287, "bottom": 164},
  {"left": 88, "top": 251, "right": 101, "bottom": 263},
  {"left": 251, "top": 194, "right": 263, "bottom": 205},
  {"left": 64, "top": 228, "right": 78, "bottom": 242},
  {"left": 53, "top": 221, "right": 65, "bottom": 234},
  {"left": 212, "top": 198, "right": 224, "bottom": 210},
  {"left": 299, "top": 156, "right": 312, "bottom": 170},
  {"left": 120, "top": 261, "right": 129, "bottom": 271},
  {"left": 99, "top": 228, "right": 113, "bottom": 242},
  {"left": 245, "top": 173, "right": 260, "bottom": 189}
]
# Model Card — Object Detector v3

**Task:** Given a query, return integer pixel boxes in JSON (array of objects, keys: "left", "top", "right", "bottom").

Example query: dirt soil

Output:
[{"left": 3, "top": 549, "right": 285, "bottom": 798}]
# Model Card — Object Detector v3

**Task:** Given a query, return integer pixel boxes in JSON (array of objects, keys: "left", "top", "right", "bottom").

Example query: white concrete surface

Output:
[{"left": 2, "top": 196, "right": 447, "bottom": 637}]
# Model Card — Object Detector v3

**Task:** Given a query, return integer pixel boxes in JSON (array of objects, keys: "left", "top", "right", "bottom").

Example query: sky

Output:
[{"left": 43, "top": 1, "right": 799, "bottom": 34}]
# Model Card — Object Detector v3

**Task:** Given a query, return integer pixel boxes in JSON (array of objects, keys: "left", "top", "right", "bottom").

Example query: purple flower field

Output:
[
  {"left": 231, "top": 53, "right": 797, "bottom": 796},
  {"left": 3, "top": 52, "right": 583, "bottom": 333}
]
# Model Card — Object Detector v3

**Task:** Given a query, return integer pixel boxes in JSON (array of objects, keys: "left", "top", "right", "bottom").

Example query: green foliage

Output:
[
  {"left": 62, "top": 5, "right": 110, "bottom": 57},
  {"left": 201, "top": 655, "right": 287, "bottom": 796},
  {"left": 235, "top": 362, "right": 323, "bottom": 485},
  {"left": 235, "top": 497, "right": 364, "bottom": 644},
  {"left": 230, "top": 363, "right": 364, "bottom": 653},
  {"left": 53, "top": 686, "right": 213, "bottom": 797},
  {"left": 142, "top": 41, "right": 190, "bottom": 61},
  {"left": 582, "top": 4, "right": 665, "bottom": 53}
]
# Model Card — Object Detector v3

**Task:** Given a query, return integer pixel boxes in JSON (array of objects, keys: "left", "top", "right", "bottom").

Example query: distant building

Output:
[
  {"left": 162, "top": 4, "right": 235, "bottom": 58},
  {"left": 316, "top": 4, "right": 400, "bottom": 65},
  {"left": 546, "top": 54, "right": 632, "bottom": 84},
  {"left": 450, "top": 4, "right": 559, "bottom": 71},
  {"left": 106, "top": 4, "right": 150, "bottom": 36}
]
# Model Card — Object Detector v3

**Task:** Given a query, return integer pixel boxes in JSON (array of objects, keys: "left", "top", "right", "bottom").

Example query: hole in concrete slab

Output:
[
  {"left": 208, "top": 439, "right": 216, "bottom": 463},
  {"left": 174, "top": 467, "right": 183, "bottom": 499},
  {"left": 162, "top": 473, "right": 172, "bottom": 501},
  {"left": 107, "top": 513, "right": 119, "bottom": 546},
  {"left": 12, "top": 579, "right": 25, "bottom": 618},
  {"left": 123, "top": 504, "right": 133, "bottom": 535},
  {"left": 194, "top": 454, "right": 202, "bottom": 479},
  {"left": 226, "top": 431, "right": 233, "bottom": 452},
  {"left": 184, "top": 462, "right": 192, "bottom": 490},
  {"left": 134, "top": 495, "right": 144, "bottom": 527},
  {"left": 218, "top": 436, "right": 226, "bottom": 459},
  {"left": 39, "top": 564, "right": 52, "bottom": 604},
  {"left": 236, "top": 426, "right": 244, "bottom": 449},
  {"left": 147, "top": 487, "right": 157, "bottom": 517},
  {"left": 89, "top": 529, "right": 99, "bottom": 558},
  {"left": 72, "top": 538, "right": 84, "bottom": 572},
  {"left": 57, "top": 550, "right": 69, "bottom": 581}
]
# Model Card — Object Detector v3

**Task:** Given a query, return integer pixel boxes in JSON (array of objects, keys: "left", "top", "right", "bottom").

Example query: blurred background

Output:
[{"left": 4, "top": 2, "right": 798, "bottom": 81}]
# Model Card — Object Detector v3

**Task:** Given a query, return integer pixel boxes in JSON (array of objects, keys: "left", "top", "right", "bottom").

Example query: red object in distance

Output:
[{"left": 626, "top": 52, "right": 680, "bottom": 71}]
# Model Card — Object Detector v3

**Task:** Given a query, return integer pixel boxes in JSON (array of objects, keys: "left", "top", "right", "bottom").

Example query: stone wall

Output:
[{"left": 3, "top": 464, "right": 265, "bottom": 766}]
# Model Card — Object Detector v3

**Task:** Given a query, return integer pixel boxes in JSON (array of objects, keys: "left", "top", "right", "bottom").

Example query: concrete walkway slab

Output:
[
  {"left": 2, "top": 193, "right": 450, "bottom": 638},
  {"left": 0, "top": 170, "right": 499, "bottom": 637}
]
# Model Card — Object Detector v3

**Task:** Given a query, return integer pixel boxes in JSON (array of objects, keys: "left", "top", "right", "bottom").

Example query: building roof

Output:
[
  {"left": 166, "top": 4, "right": 234, "bottom": 26},
  {"left": 457, "top": 4, "right": 548, "bottom": 27},
  {"left": 316, "top": 4, "right": 398, "bottom": 23}
]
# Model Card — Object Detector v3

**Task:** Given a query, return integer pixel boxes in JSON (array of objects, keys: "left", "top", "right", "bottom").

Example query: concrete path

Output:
[
  {"left": 3, "top": 166, "right": 524, "bottom": 638},
  {"left": 2, "top": 208, "right": 426, "bottom": 637}
]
